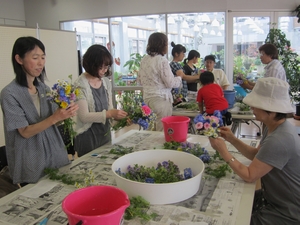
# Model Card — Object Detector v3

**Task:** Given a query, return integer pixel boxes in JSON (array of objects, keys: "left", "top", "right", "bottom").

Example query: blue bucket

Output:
[
  {"left": 223, "top": 90, "right": 236, "bottom": 109},
  {"left": 234, "top": 84, "right": 247, "bottom": 97}
]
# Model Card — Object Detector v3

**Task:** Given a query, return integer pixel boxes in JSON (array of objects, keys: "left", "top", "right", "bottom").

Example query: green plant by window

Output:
[{"left": 124, "top": 53, "right": 145, "bottom": 75}]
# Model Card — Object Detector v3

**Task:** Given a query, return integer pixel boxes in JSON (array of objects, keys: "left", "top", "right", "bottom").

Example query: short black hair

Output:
[
  {"left": 12, "top": 36, "right": 46, "bottom": 87},
  {"left": 259, "top": 43, "right": 279, "bottom": 59},
  {"left": 82, "top": 44, "right": 113, "bottom": 78},
  {"left": 200, "top": 71, "right": 214, "bottom": 85},
  {"left": 171, "top": 41, "right": 186, "bottom": 57},
  {"left": 204, "top": 55, "right": 216, "bottom": 62}
]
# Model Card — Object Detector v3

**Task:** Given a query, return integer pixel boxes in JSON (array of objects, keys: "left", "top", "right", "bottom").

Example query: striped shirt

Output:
[{"left": 264, "top": 59, "right": 286, "bottom": 81}]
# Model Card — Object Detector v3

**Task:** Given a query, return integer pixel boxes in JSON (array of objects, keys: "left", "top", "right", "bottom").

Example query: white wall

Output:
[
  {"left": 22, "top": 0, "right": 300, "bottom": 30},
  {"left": 0, "top": 0, "right": 26, "bottom": 26}
]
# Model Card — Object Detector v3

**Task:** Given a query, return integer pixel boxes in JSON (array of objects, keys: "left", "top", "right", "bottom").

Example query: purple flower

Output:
[
  {"left": 200, "top": 154, "right": 211, "bottom": 163},
  {"left": 184, "top": 168, "right": 192, "bottom": 179}
]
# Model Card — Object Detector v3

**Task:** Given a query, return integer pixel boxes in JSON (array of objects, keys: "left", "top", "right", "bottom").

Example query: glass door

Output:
[{"left": 227, "top": 12, "right": 274, "bottom": 88}]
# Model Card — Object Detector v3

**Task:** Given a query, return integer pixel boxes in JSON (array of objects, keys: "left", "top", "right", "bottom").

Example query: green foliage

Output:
[
  {"left": 265, "top": 28, "right": 300, "bottom": 99},
  {"left": 112, "top": 90, "right": 143, "bottom": 131},
  {"left": 124, "top": 53, "right": 145, "bottom": 75},
  {"left": 109, "top": 145, "right": 134, "bottom": 155},
  {"left": 205, "top": 164, "right": 231, "bottom": 178},
  {"left": 119, "top": 160, "right": 185, "bottom": 183},
  {"left": 124, "top": 196, "right": 158, "bottom": 222},
  {"left": 163, "top": 141, "right": 231, "bottom": 179},
  {"left": 44, "top": 168, "right": 82, "bottom": 185},
  {"left": 175, "top": 102, "right": 199, "bottom": 110},
  {"left": 293, "top": 5, "right": 300, "bottom": 23}
]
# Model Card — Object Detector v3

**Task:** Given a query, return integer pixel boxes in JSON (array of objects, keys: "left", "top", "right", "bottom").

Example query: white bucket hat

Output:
[{"left": 243, "top": 77, "right": 294, "bottom": 113}]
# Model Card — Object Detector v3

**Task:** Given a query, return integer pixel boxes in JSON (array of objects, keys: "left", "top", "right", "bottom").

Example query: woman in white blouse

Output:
[{"left": 138, "top": 32, "right": 183, "bottom": 131}]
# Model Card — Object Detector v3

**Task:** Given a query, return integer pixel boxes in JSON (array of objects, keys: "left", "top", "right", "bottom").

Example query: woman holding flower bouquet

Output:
[
  {"left": 0, "top": 37, "right": 79, "bottom": 185},
  {"left": 74, "top": 44, "right": 127, "bottom": 157},
  {"left": 209, "top": 77, "right": 300, "bottom": 224}
]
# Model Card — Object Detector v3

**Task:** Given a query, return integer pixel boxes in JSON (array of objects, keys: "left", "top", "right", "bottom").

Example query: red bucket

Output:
[
  {"left": 161, "top": 116, "right": 190, "bottom": 142},
  {"left": 62, "top": 185, "right": 130, "bottom": 225}
]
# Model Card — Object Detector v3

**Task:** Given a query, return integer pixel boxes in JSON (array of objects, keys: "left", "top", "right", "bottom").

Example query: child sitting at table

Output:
[{"left": 197, "top": 71, "right": 232, "bottom": 125}]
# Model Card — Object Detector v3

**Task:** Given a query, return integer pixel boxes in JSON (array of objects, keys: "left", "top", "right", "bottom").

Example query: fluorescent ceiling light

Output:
[
  {"left": 211, "top": 18, "right": 220, "bottom": 27},
  {"left": 194, "top": 25, "right": 200, "bottom": 32},
  {"left": 182, "top": 20, "right": 189, "bottom": 29},
  {"left": 210, "top": 29, "right": 216, "bottom": 35},
  {"left": 168, "top": 16, "right": 175, "bottom": 24}
]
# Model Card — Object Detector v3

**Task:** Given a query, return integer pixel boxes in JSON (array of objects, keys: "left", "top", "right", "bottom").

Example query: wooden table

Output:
[{"left": 0, "top": 130, "right": 257, "bottom": 225}]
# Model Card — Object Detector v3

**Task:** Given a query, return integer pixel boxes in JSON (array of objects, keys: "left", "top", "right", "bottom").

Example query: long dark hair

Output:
[
  {"left": 12, "top": 36, "right": 46, "bottom": 87},
  {"left": 183, "top": 50, "right": 200, "bottom": 64},
  {"left": 82, "top": 44, "right": 113, "bottom": 78}
]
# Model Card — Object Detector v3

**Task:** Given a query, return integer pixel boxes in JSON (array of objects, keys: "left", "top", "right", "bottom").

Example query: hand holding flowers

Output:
[
  {"left": 193, "top": 110, "right": 224, "bottom": 138},
  {"left": 47, "top": 75, "right": 81, "bottom": 146},
  {"left": 236, "top": 74, "right": 248, "bottom": 85},
  {"left": 112, "top": 91, "right": 156, "bottom": 131}
]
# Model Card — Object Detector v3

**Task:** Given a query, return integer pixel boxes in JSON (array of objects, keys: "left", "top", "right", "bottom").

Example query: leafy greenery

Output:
[
  {"left": 116, "top": 160, "right": 188, "bottom": 183},
  {"left": 205, "top": 164, "right": 231, "bottom": 178},
  {"left": 109, "top": 145, "right": 134, "bottom": 155},
  {"left": 176, "top": 102, "right": 199, "bottom": 111},
  {"left": 124, "top": 53, "right": 145, "bottom": 75},
  {"left": 44, "top": 168, "right": 83, "bottom": 185},
  {"left": 124, "top": 196, "right": 158, "bottom": 222},
  {"left": 265, "top": 27, "right": 300, "bottom": 100},
  {"left": 163, "top": 141, "right": 232, "bottom": 178}
]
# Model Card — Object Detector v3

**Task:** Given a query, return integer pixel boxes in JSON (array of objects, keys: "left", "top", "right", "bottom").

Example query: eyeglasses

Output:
[
  {"left": 259, "top": 52, "right": 265, "bottom": 57},
  {"left": 100, "top": 65, "right": 110, "bottom": 70}
]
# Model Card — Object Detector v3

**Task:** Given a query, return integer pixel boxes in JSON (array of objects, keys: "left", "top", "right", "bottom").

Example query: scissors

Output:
[{"left": 39, "top": 211, "right": 54, "bottom": 225}]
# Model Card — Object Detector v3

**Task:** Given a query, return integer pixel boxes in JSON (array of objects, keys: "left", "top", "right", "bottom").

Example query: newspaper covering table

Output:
[{"left": 0, "top": 130, "right": 257, "bottom": 225}]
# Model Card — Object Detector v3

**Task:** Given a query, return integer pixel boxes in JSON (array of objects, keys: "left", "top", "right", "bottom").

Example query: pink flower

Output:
[
  {"left": 70, "top": 93, "right": 76, "bottom": 101},
  {"left": 204, "top": 122, "right": 211, "bottom": 130},
  {"left": 195, "top": 122, "right": 203, "bottom": 129},
  {"left": 142, "top": 105, "right": 152, "bottom": 116},
  {"left": 210, "top": 116, "right": 219, "bottom": 124}
]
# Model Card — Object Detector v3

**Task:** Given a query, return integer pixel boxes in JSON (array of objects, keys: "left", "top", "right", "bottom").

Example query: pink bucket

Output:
[
  {"left": 62, "top": 185, "right": 130, "bottom": 225},
  {"left": 161, "top": 116, "right": 190, "bottom": 142}
]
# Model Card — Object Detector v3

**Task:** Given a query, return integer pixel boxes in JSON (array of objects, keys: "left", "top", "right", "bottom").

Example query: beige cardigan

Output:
[{"left": 73, "top": 74, "right": 113, "bottom": 135}]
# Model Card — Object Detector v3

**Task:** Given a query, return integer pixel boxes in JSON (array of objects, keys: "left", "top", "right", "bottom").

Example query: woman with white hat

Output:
[{"left": 209, "top": 77, "right": 300, "bottom": 224}]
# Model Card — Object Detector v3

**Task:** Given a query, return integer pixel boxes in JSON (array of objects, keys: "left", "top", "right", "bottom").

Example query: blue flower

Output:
[
  {"left": 199, "top": 154, "right": 211, "bottom": 163},
  {"left": 145, "top": 178, "right": 155, "bottom": 183},
  {"left": 184, "top": 168, "right": 192, "bottom": 179},
  {"left": 194, "top": 114, "right": 206, "bottom": 123}
]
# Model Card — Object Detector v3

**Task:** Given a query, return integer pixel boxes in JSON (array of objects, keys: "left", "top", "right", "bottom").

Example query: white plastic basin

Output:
[{"left": 111, "top": 149, "right": 205, "bottom": 205}]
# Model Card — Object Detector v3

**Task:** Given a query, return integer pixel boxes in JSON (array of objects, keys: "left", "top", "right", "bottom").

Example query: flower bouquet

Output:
[
  {"left": 236, "top": 73, "right": 248, "bottom": 85},
  {"left": 47, "top": 75, "right": 81, "bottom": 146},
  {"left": 112, "top": 91, "right": 156, "bottom": 131},
  {"left": 193, "top": 110, "right": 224, "bottom": 138}
]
